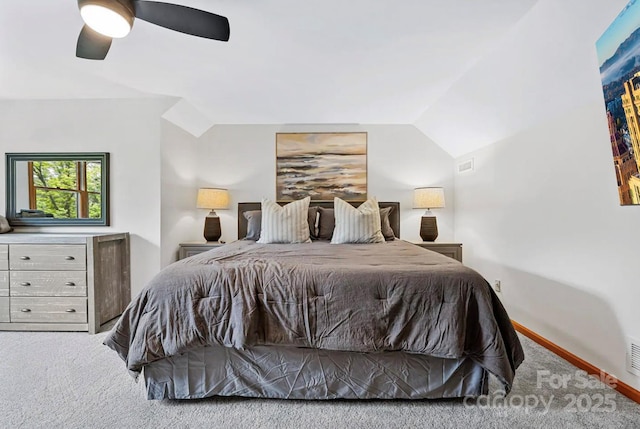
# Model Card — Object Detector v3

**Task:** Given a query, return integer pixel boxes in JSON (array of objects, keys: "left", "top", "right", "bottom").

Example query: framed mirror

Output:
[{"left": 5, "top": 152, "right": 110, "bottom": 226}]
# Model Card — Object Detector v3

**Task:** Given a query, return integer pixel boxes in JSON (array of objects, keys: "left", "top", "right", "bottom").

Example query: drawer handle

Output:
[
  {"left": 65, "top": 256, "right": 75, "bottom": 261},
  {"left": 20, "top": 308, "right": 31, "bottom": 313},
  {"left": 20, "top": 282, "right": 31, "bottom": 286},
  {"left": 65, "top": 282, "right": 76, "bottom": 286},
  {"left": 65, "top": 308, "right": 76, "bottom": 313},
  {"left": 20, "top": 256, "right": 30, "bottom": 260}
]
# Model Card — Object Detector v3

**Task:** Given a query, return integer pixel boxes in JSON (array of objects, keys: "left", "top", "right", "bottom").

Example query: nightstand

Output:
[
  {"left": 178, "top": 242, "right": 225, "bottom": 260},
  {"left": 413, "top": 242, "right": 463, "bottom": 262}
]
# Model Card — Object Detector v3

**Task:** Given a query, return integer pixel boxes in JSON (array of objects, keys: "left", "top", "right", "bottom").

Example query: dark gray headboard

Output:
[{"left": 238, "top": 201, "right": 400, "bottom": 239}]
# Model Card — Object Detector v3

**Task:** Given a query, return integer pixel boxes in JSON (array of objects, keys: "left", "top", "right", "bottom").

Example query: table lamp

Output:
[
  {"left": 414, "top": 187, "right": 445, "bottom": 241},
  {"left": 196, "top": 188, "right": 229, "bottom": 242}
]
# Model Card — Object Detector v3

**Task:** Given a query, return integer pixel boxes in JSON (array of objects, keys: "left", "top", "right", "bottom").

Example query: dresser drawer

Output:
[
  {"left": 0, "top": 271, "right": 8, "bottom": 297},
  {"left": 0, "top": 245, "right": 7, "bottom": 270},
  {"left": 9, "top": 245, "right": 86, "bottom": 271},
  {"left": 10, "top": 271, "right": 87, "bottom": 297},
  {"left": 0, "top": 297, "right": 8, "bottom": 322},
  {"left": 10, "top": 297, "right": 87, "bottom": 323}
]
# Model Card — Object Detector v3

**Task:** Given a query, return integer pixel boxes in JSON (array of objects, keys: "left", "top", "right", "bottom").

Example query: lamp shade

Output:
[
  {"left": 414, "top": 187, "right": 445, "bottom": 209},
  {"left": 196, "top": 188, "right": 229, "bottom": 210}
]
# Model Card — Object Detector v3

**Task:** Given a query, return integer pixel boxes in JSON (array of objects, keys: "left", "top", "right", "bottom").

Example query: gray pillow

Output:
[
  {"left": 317, "top": 207, "right": 335, "bottom": 241},
  {"left": 243, "top": 207, "right": 319, "bottom": 241},
  {"left": 317, "top": 206, "right": 395, "bottom": 241},
  {"left": 243, "top": 210, "right": 262, "bottom": 241},
  {"left": 379, "top": 206, "right": 395, "bottom": 241}
]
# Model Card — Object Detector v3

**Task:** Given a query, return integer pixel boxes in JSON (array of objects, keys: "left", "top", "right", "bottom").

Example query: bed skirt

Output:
[{"left": 143, "top": 345, "right": 489, "bottom": 400}]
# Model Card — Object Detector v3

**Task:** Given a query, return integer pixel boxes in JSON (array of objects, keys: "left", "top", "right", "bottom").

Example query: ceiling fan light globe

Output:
[{"left": 80, "top": 4, "right": 132, "bottom": 38}]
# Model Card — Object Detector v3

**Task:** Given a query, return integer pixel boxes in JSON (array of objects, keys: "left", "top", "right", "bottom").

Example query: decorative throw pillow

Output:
[
  {"left": 330, "top": 197, "right": 385, "bottom": 244},
  {"left": 257, "top": 197, "right": 312, "bottom": 244},
  {"left": 318, "top": 206, "right": 395, "bottom": 241},
  {"left": 243, "top": 207, "right": 319, "bottom": 241},
  {"left": 0, "top": 215, "right": 12, "bottom": 233}
]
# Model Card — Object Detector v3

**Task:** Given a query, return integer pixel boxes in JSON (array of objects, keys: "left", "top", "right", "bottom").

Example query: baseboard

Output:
[{"left": 511, "top": 320, "right": 640, "bottom": 404}]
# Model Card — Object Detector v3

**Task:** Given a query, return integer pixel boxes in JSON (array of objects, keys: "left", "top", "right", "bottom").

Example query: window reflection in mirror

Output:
[{"left": 6, "top": 153, "right": 109, "bottom": 226}]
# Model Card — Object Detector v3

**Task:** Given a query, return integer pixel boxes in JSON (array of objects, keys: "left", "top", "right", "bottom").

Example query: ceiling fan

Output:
[{"left": 76, "top": 0, "right": 230, "bottom": 60}]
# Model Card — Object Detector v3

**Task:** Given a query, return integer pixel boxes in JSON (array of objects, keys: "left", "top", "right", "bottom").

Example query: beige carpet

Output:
[{"left": 1, "top": 330, "right": 639, "bottom": 429}]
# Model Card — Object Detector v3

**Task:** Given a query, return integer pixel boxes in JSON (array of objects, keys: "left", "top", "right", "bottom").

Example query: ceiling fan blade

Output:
[
  {"left": 133, "top": 0, "right": 230, "bottom": 42},
  {"left": 76, "top": 25, "right": 113, "bottom": 60}
]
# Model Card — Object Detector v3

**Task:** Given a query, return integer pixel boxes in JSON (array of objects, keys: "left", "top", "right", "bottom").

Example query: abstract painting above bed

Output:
[{"left": 275, "top": 132, "right": 367, "bottom": 201}]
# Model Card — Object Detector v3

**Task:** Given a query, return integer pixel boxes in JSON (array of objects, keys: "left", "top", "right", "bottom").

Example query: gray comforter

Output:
[{"left": 105, "top": 240, "right": 524, "bottom": 391}]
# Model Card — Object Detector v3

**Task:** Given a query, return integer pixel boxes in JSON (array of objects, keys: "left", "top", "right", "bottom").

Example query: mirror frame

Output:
[{"left": 5, "top": 152, "right": 110, "bottom": 226}]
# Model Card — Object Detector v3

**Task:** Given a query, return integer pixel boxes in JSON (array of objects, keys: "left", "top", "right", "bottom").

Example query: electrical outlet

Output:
[{"left": 493, "top": 280, "right": 501, "bottom": 293}]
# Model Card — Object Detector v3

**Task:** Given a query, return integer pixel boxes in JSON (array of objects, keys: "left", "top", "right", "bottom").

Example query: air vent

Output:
[
  {"left": 627, "top": 336, "right": 640, "bottom": 376},
  {"left": 457, "top": 158, "right": 474, "bottom": 174}
]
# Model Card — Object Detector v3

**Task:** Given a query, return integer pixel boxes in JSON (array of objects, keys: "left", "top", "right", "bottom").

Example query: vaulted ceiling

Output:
[{"left": 0, "top": 0, "right": 625, "bottom": 156}]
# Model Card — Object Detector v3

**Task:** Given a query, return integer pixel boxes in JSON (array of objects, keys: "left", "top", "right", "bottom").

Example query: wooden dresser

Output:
[{"left": 0, "top": 233, "right": 130, "bottom": 334}]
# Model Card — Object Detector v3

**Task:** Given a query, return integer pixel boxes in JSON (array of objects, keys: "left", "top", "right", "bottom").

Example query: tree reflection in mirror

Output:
[{"left": 6, "top": 153, "right": 109, "bottom": 226}]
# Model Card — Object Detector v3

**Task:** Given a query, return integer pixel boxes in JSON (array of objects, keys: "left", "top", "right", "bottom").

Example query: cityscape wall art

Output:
[{"left": 597, "top": 0, "right": 640, "bottom": 205}]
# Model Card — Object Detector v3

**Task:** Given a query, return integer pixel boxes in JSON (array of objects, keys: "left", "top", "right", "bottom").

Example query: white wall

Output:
[
  {"left": 160, "top": 121, "right": 198, "bottom": 267},
  {"left": 448, "top": 0, "right": 640, "bottom": 389},
  {"left": 159, "top": 124, "right": 455, "bottom": 264},
  {"left": 0, "top": 98, "right": 173, "bottom": 296}
]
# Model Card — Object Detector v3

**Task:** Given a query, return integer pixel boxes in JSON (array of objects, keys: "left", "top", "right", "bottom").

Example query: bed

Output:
[{"left": 104, "top": 201, "right": 524, "bottom": 400}]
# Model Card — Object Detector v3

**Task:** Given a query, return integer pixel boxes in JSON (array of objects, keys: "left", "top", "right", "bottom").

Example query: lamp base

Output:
[
  {"left": 203, "top": 215, "right": 222, "bottom": 242},
  {"left": 420, "top": 216, "right": 438, "bottom": 242}
]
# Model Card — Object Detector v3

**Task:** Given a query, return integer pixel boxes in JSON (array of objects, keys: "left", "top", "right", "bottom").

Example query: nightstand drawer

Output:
[
  {"left": 413, "top": 242, "right": 463, "bottom": 262},
  {"left": 10, "top": 297, "right": 88, "bottom": 323},
  {"left": 9, "top": 245, "right": 86, "bottom": 271},
  {"left": 10, "top": 271, "right": 87, "bottom": 297},
  {"left": 178, "top": 242, "right": 225, "bottom": 260}
]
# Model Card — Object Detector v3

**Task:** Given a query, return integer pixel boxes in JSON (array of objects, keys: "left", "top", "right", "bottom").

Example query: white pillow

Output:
[
  {"left": 330, "top": 197, "right": 385, "bottom": 244},
  {"left": 257, "top": 197, "right": 312, "bottom": 244}
]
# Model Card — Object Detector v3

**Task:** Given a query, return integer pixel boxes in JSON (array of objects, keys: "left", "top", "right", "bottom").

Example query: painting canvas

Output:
[
  {"left": 597, "top": 0, "right": 640, "bottom": 205},
  {"left": 276, "top": 132, "right": 367, "bottom": 201}
]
